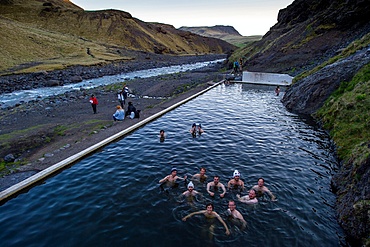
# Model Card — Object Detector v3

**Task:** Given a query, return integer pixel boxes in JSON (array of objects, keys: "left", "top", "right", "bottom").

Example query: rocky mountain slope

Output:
[
  {"left": 233, "top": 0, "right": 370, "bottom": 76},
  {"left": 235, "top": 0, "right": 370, "bottom": 245},
  {"left": 0, "top": 0, "right": 235, "bottom": 74}
]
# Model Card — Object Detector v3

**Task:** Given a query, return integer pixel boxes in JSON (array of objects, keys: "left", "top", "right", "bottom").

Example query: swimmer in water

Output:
[
  {"left": 159, "top": 167, "right": 187, "bottom": 186},
  {"left": 236, "top": 189, "right": 258, "bottom": 204},
  {"left": 182, "top": 181, "right": 199, "bottom": 197},
  {"left": 275, "top": 86, "right": 280, "bottom": 96},
  {"left": 197, "top": 124, "right": 204, "bottom": 134},
  {"left": 182, "top": 203, "right": 230, "bottom": 236},
  {"left": 190, "top": 123, "right": 197, "bottom": 137},
  {"left": 207, "top": 175, "right": 226, "bottom": 198},
  {"left": 227, "top": 170, "right": 245, "bottom": 191},
  {"left": 251, "top": 177, "right": 276, "bottom": 201},
  {"left": 180, "top": 181, "right": 202, "bottom": 204},
  {"left": 190, "top": 123, "right": 204, "bottom": 137},
  {"left": 192, "top": 167, "right": 207, "bottom": 183},
  {"left": 227, "top": 200, "right": 247, "bottom": 229},
  {"left": 159, "top": 129, "right": 166, "bottom": 142}
]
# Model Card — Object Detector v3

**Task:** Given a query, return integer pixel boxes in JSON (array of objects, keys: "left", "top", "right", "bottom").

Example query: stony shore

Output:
[{"left": 0, "top": 54, "right": 227, "bottom": 191}]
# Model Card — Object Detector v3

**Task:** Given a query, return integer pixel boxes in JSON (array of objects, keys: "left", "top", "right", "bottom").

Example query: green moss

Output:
[
  {"left": 54, "top": 125, "right": 68, "bottom": 136},
  {"left": 0, "top": 159, "right": 27, "bottom": 175},
  {"left": 104, "top": 83, "right": 125, "bottom": 91},
  {"left": 355, "top": 94, "right": 366, "bottom": 101},
  {"left": 315, "top": 64, "right": 370, "bottom": 165},
  {"left": 293, "top": 32, "right": 370, "bottom": 83},
  {"left": 0, "top": 161, "right": 5, "bottom": 171},
  {"left": 0, "top": 124, "right": 48, "bottom": 141}
]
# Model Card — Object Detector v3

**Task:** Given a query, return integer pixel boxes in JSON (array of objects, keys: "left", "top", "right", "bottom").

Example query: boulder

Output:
[
  {"left": 70, "top": 75, "right": 83, "bottom": 82},
  {"left": 4, "top": 153, "right": 15, "bottom": 162}
]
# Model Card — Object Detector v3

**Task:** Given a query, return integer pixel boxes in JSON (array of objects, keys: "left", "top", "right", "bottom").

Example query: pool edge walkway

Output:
[{"left": 0, "top": 80, "right": 224, "bottom": 202}]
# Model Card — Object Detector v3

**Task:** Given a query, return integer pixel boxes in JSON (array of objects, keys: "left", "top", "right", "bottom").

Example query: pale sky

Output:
[{"left": 70, "top": 0, "right": 294, "bottom": 36}]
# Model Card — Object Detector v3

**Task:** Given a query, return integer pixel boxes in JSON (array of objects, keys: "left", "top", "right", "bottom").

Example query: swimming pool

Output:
[{"left": 0, "top": 83, "right": 345, "bottom": 246}]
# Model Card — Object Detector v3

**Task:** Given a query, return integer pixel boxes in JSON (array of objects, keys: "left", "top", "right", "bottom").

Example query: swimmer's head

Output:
[
  {"left": 258, "top": 177, "right": 265, "bottom": 186},
  {"left": 200, "top": 167, "right": 206, "bottom": 175},
  {"left": 192, "top": 123, "right": 196, "bottom": 128},
  {"left": 187, "top": 181, "right": 194, "bottom": 189},
  {"left": 171, "top": 167, "right": 177, "bottom": 173},
  {"left": 249, "top": 189, "right": 256, "bottom": 199},
  {"left": 206, "top": 203, "right": 214, "bottom": 211},
  {"left": 233, "top": 170, "right": 240, "bottom": 178}
]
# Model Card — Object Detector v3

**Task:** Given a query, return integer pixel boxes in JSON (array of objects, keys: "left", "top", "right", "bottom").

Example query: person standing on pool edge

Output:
[{"left": 89, "top": 94, "right": 98, "bottom": 114}]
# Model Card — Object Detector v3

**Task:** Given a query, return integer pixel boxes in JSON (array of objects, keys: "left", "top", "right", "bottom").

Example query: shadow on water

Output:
[{"left": 0, "top": 83, "right": 347, "bottom": 246}]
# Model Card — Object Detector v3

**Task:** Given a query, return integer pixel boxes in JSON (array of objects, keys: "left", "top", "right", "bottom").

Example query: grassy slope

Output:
[
  {"left": 0, "top": 16, "right": 126, "bottom": 74},
  {"left": 294, "top": 32, "right": 370, "bottom": 166},
  {"left": 0, "top": 0, "right": 233, "bottom": 74},
  {"left": 314, "top": 52, "right": 370, "bottom": 246},
  {"left": 315, "top": 63, "right": 370, "bottom": 166},
  {"left": 223, "top": 35, "right": 262, "bottom": 47}
]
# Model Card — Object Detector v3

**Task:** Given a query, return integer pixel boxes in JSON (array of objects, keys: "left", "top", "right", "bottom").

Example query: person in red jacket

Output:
[{"left": 89, "top": 94, "right": 98, "bottom": 114}]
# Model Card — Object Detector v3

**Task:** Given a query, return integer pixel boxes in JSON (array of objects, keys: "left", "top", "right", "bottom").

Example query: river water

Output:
[
  {"left": 0, "top": 83, "right": 346, "bottom": 246},
  {"left": 0, "top": 59, "right": 223, "bottom": 107}
]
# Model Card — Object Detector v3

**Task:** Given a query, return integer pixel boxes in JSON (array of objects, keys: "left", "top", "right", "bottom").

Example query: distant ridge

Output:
[
  {"left": 179, "top": 25, "right": 262, "bottom": 47},
  {"left": 179, "top": 25, "right": 242, "bottom": 37}
]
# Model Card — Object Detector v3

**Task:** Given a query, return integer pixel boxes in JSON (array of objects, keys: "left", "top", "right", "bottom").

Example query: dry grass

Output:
[
  {"left": 0, "top": 16, "right": 124, "bottom": 74},
  {"left": 0, "top": 0, "right": 233, "bottom": 74}
]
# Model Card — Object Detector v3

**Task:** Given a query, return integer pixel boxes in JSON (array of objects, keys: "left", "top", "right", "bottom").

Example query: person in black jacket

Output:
[{"left": 126, "top": 101, "right": 140, "bottom": 119}]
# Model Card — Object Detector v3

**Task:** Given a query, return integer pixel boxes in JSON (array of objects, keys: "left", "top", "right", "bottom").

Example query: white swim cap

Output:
[
  {"left": 233, "top": 170, "right": 240, "bottom": 177},
  {"left": 188, "top": 181, "right": 194, "bottom": 188}
]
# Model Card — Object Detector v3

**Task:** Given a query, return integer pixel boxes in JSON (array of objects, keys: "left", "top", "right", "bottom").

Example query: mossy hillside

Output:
[
  {"left": 225, "top": 35, "right": 262, "bottom": 48},
  {"left": 315, "top": 63, "right": 370, "bottom": 166},
  {"left": 293, "top": 32, "right": 370, "bottom": 83}
]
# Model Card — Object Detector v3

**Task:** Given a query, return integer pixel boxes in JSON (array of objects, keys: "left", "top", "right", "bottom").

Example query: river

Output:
[{"left": 0, "top": 59, "right": 223, "bottom": 107}]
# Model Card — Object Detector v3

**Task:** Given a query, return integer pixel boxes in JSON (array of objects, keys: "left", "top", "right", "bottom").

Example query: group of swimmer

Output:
[
  {"left": 159, "top": 167, "right": 276, "bottom": 237},
  {"left": 158, "top": 123, "right": 204, "bottom": 142},
  {"left": 189, "top": 123, "right": 204, "bottom": 137}
]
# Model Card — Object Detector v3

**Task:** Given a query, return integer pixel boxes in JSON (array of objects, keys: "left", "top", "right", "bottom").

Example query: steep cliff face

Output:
[
  {"left": 281, "top": 46, "right": 370, "bottom": 115},
  {"left": 273, "top": 1, "right": 370, "bottom": 245},
  {"left": 241, "top": 0, "right": 370, "bottom": 75}
]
